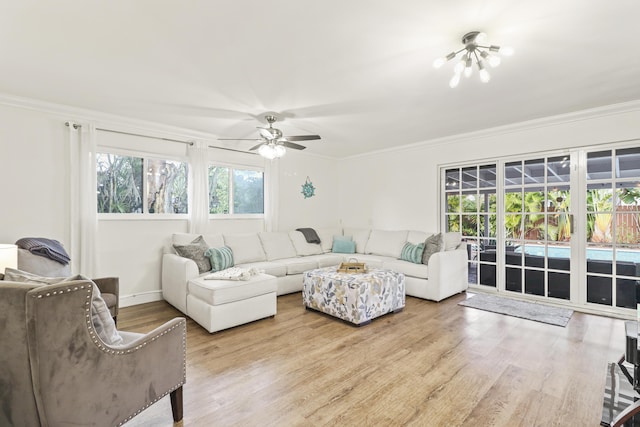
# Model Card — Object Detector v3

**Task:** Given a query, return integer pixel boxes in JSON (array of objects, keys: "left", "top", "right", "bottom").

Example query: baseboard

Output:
[{"left": 120, "top": 290, "right": 164, "bottom": 308}]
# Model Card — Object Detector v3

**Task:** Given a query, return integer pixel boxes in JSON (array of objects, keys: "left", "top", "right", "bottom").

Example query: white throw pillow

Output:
[
  {"left": 443, "top": 232, "right": 463, "bottom": 251},
  {"left": 258, "top": 232, "right": 297, "bottom": 261},
  {"left": 223, "top": 233, "right": 267, "bottom": 264}
]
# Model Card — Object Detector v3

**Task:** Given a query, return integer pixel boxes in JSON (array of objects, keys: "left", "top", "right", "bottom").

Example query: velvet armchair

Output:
[{"left": 0, "top": 279, "right": 186, "bottom": 426}]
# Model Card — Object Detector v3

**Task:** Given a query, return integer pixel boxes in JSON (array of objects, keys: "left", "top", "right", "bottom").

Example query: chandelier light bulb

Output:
[
  {"left": 464, "top": 56, "right": 473, "bottom": 77},
  {"left": 449, "top": 73, "right": 461, "bottom": 88},
  {"left": 478, "top": 61, "right": 491, "bottom": 83},
  {"left": 433, "top": 57, "right": 446, "bottom": 69},
  {"left": 454, "top": 60, "right": 465, "bottom": 74},
  {"left": 433, "top": 51, "right": 456, "bottom": 68},
  {"left": 500, "top": 46, "right": 515, "bottom": 56},
  {"left": 480, "top": 50, "right": 501, "bottom": 68},
  {"left": 474, "top": 32, "right": 488, "bottom": 44}
]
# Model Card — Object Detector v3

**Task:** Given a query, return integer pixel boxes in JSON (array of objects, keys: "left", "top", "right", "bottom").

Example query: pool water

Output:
[{"left": 516, "top": 245, "right": 640, "bottom": 263}]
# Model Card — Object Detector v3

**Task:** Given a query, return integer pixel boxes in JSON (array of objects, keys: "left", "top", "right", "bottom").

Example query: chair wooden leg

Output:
[{"left": 170, "top": 386, "right": 183, "bottom": 422}]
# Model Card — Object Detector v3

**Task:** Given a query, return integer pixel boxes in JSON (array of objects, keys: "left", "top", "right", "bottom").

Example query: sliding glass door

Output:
[
  {"left": 443, "top": 142, "right": 640, "bottom": 314},
  {"left": 585, "top": 148, "right": 640, "bottom": 309},
  {"left": 503, "top": 155, "right": 573, "bottom": 300}
]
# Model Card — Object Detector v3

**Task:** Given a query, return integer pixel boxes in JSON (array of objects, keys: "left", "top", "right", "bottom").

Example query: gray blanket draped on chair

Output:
[{"left": 15, "top": 237, "right": 71, "bottom": 265}]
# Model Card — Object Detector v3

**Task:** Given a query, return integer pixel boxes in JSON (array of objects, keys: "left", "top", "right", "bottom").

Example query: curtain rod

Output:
[{"left": 64, "top": 122, "right": 258, "bottom": 156}]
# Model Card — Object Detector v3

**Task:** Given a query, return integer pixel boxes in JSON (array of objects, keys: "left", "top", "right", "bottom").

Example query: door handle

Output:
[{"left": 569, "top": 214, "right": 574, "bottom": 234}]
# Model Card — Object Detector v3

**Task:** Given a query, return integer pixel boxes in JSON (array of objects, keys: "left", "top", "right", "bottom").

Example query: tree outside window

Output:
[
  {"left": 97, "top": 153, "right": 188, "bottom": 214},
  {"left": 208, "top": 165, "right": 264, "bottom": 215}
]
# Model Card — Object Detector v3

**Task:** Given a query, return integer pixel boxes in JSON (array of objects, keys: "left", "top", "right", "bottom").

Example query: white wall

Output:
[
  {"left": 0, "top": 104, "right": 70, "bottom": 246},
  {"left": 276, "top": 150, "right": 342, "bottom": 231},
  {"left": 339, "top": 103, "right": 640, "bottom": 232},
  {"left": 0, "top": 97, "right": 341, "bottom": 307}
]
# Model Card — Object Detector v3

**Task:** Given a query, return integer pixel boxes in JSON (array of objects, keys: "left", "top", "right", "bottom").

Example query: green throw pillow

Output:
[
  {"left": 400, "top": 242, "right": 425, "bottom": 264},
  {"left": 332, "top": 238, "right": 356, "bottom": 254},
  {"left": 422, "top": 233, "right": 443, "bottom": 265},
  {"left": 205, "top": 246, "right": 234, "bottom": 272}
]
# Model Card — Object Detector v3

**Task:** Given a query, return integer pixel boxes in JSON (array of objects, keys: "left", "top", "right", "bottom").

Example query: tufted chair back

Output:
[{"left": 0, "top": 279, "right": 186, "bottom": 426}]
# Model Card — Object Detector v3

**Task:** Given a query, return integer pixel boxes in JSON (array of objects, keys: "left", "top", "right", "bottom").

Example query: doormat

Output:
[{"left": 458, "top": 293, "right": 573, "bottom": 327}]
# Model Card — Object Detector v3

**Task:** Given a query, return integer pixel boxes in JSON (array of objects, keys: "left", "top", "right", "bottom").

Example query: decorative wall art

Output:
[{"left": 301, "top": 176, "right": 316, "bottom": 199}]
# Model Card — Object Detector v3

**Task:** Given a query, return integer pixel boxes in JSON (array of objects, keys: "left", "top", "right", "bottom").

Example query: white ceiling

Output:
[{"left": 2, "top": 1, "right": 640, "bottom": 158}]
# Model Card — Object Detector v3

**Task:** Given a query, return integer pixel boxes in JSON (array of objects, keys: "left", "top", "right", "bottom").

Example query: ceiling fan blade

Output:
[
  {"left": 249, "top": 142, "right": 265, "bottom": 151},
  {"left": 281, "top": 141, "right": 306, "bottom": 150},
  {"left": 218, "top": 138, "right": 263, "bottom": 141},
  {"left": 282, "top": 135, "right": 321, "bottom": 142},
  {"left": 258, "top": 127, "right": 275, "bottom": 140}
]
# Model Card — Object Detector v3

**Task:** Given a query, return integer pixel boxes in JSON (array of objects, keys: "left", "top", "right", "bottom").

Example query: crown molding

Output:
[
  {"left": 0, "top": 92, "right": 221, "bottom": 143},
  {"left": 344, "top": 99, "right": 640, "bottom": 160}
]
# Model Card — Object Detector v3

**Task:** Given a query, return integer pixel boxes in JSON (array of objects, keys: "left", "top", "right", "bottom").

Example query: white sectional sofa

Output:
[{"left": 162, "top": 227, "right": 468, "bottom": 332}]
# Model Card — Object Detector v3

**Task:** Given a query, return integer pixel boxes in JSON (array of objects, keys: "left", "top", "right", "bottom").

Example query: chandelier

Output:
[
  {"left": 433, "top": 31, "right": 513, "bottom": 88},
  {"left": 258, "top": 142, "right": 286, "bottom": 160}
]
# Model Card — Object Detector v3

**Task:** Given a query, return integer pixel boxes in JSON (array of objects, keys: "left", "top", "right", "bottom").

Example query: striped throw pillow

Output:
[
  {"left": 400, "top": 242, "right": 425, "bottom": 264},
  {"left": 204, "top": 246, "right": 234, "bottom": 272}
]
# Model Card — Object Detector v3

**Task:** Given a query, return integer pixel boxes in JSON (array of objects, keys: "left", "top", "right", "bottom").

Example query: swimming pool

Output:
[{"left": 516, "top": 245, "right": 640, "bottom": 263}]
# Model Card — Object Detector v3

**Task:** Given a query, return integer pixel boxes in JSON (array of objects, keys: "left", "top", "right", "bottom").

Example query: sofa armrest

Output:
[
  {"left": 427, "top": 247, "right": 469, "bottom": 301},
  {"left": 162, "top": 253, "right": 199, "bottom": 314}
]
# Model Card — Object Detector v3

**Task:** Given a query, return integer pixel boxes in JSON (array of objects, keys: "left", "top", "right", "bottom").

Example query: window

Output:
[
  {"left": 97, "top": 152, "right": 188, "bottom": 214},
  {"left": 208, "top": 165, "right": 264, "bottom": 215}
]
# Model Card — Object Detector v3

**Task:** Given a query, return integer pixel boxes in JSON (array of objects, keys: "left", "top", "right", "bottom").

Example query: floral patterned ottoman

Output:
[{"left": 302, "top": 266, "right": 405, "bottom": 325}]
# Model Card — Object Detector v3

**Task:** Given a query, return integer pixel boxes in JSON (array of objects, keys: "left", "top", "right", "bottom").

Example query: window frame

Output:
[
  {"left": 208, "top": 161, "right": 265, "bottom": 219},
  {"left": 97, "top": 147, "right": 190, "bottom": 220}
]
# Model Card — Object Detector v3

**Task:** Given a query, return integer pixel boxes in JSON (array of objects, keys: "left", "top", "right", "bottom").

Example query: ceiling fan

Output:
[{"left": 218, "top": 114, "right": 321, "bottom": 159}]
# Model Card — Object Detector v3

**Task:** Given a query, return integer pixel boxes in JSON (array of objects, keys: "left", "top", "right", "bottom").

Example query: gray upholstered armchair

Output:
[
  {"left": 0, "top": 279, "right": 186, "bottom": 426},
  {"left": 17, "top": 247, "right": 120, "bottom": 322}
]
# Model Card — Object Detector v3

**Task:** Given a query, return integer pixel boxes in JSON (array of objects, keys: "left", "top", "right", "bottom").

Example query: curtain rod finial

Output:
[{"left": 65, "top": 121, "right": 81, "bottom": 130}]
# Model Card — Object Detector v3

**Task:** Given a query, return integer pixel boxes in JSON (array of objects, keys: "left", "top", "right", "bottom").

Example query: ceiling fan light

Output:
[
  {"left": 274, "top": 145, "right": 286, "bottom": 158},
  {"left": 258, "top": 144, "right": 276, "bottom": 159}
]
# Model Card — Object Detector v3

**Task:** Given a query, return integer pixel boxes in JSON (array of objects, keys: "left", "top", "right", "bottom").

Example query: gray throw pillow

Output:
[
  {"left": 422, "top": 233, "right": 443, "bottom": 265},
  {"left": 3, "top": 268, "right": 123, "bottom": 346},
  {"left": 173, "top": 235, "right": 212, "bottom": 273}
]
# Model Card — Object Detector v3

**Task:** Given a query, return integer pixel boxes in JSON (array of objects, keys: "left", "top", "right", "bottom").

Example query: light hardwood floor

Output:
[{"left": 120, "top": 292, "right": 626, "bottom": 427}]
